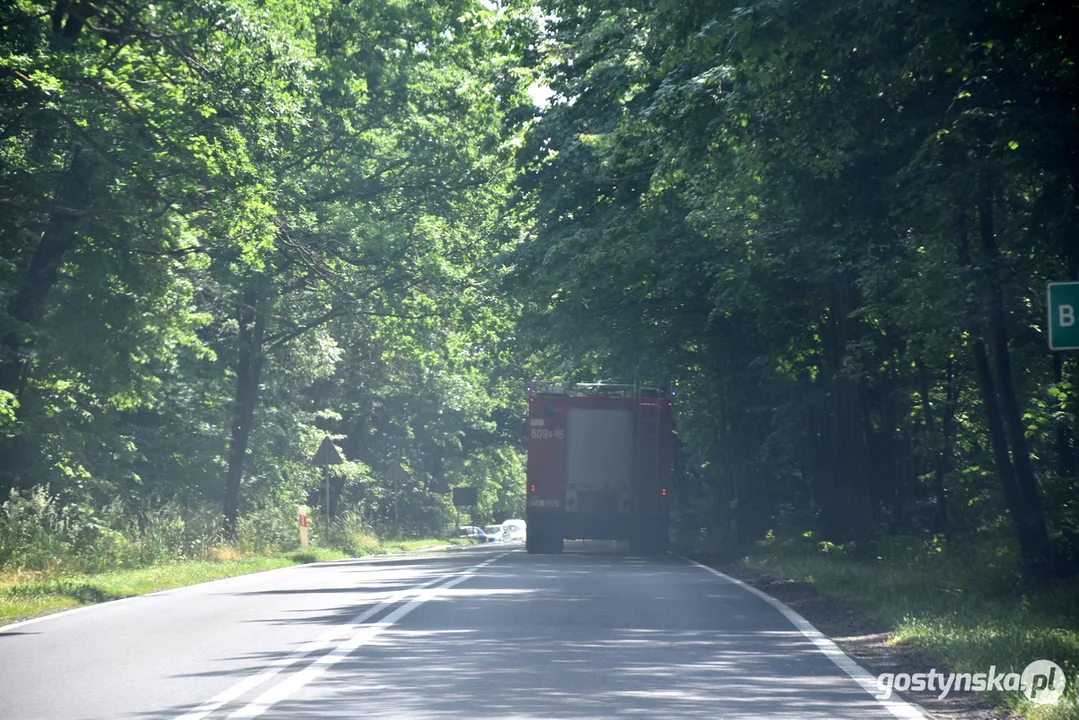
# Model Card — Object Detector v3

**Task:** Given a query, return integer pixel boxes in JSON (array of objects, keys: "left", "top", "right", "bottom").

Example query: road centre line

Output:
[
  {"left": 228, "top": 554, "right": 503, "bottom": 719},
  {"left": 173, "top": 574, "right": 449, "bottom": 720},
  {"left": 178, "top": 553, "right": 503, "bottom": 720},
  {"left": 683, "top": 558, "right": 929, "bottom": 720}
]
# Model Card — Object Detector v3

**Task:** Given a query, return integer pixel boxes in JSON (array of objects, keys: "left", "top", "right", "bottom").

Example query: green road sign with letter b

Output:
[{"left": 1048, "top": 282, "right": 1079, "bottom": 351}]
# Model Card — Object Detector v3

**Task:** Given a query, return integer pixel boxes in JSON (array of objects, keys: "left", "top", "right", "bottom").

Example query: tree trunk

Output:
[
  {"left": 939, "top": 360, "right": 958, "bottom": 531},
  {"left": 223, "top": 282, "right": 267, "bottom": 535},
  {"left": 1051, "top": 250, "right": 1077, "bottom": 481},
  {"left": 977, "top": 174, "right": 1053, "bottom": 574},
  {"left": 830, "top": 274, "right": 872, "bottom": 540},
  {"left": 805, "top": 350, "right": 839, "bottom": 541},
  {"left": 0, "top": 148, "right": 90, "bottom": 394},
  {"left": 0, "top": 147, "right": 90, "bottom": 492},
  {"left": 970, "top": 337, "right": 1035, "bottom": 532},
  {"left": 917, "top": 359, "right": 949, "bottom": 534},
  {"left": 1052, "top": 353, "right": 1076, "bottom": 480},
  {"left": 957, "top": 197, "right": 1052, "bottom": 575},
  {"left": 809, "top": 394, "right": 842, "bottom": 542}
]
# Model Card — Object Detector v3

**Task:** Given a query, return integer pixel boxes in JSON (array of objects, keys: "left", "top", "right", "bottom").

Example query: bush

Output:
[
  {"left": 0, "top": 488, "right": 234, "bottom": 573},
  {"left": 236, "top": 504, "right": 302, "bottom": 555},
  {"left": 108, "top": 503, "right": 224, "bottom": 569},
  {"left": 332, "top": 510, "right": 380, "bottom": 556},
  {"left": 0, "top": 487, "right": 349, "bottom": 574},
  {"left": 0, "top": 486, "right": 75, "bottom": 572}
]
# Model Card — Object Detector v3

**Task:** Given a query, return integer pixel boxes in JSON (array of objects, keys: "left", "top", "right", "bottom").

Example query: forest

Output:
[{"left": 1, "top": 0, "right": 1077, "bottom": 584}]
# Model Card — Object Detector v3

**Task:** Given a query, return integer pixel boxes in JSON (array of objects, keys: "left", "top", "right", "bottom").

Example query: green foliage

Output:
[
  {"left": 331, "top": 509, "right": 380, "bottom": 556},
  {"left": 0, "top": 0, "right": 535, "bottom": 544},
  {"left": 236, "top": 504, "right": 303, "bottom": 555},
  {"left": 511, "top": 0, "right": 1079, "bottom": 574},
  {"left": 0, "top": 486, "right": 74, "bottom": 572},
  {"left": 2, "top": 0, "right": 1073, "bottom": 685},
  {"left": 0, "top": 487, "right": 223, "bottom": 572},
  {"left": 0, "top": 391, "right": 16, "bottom": 436}
]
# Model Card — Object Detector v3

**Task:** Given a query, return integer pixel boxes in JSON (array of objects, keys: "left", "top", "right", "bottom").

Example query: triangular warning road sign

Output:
[{"left": 312, "top": 436, "right": 345, "bottom": 466}]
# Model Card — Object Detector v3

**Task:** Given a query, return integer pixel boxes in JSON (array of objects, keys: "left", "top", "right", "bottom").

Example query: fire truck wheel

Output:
[
  {"left": 526, "top": 524, "right": 554, "bottom": 553},
  {"left": 629, "top": 524, "right": 667, "bottom": 555},
  {"left": 656, "top": 533, "right": 670, "bottom": 554},
  {"left": 526, "top": 527, "right": 563, "bottom": 554}
]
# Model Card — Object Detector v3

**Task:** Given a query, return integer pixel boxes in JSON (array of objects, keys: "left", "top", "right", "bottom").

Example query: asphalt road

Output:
[{"left": 0, "top": 543, "right": 928, "bottom": 720}]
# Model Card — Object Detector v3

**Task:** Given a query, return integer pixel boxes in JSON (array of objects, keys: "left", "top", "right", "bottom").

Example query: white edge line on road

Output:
[
  {"left": 222, "top": 553, "right": 504, "bottom": 720},
  {"left": 0, "top": 546, "right": 484, "bottom": 635},
  {"left": 683, "top": 557, "right": 931, "bottom": 720},
  {"left": 0, "top": 594, "right": 150, "bottom": 634}
]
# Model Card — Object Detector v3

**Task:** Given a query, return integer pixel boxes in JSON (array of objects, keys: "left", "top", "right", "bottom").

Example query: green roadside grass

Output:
[
  {"left": 0, "top": 539, "right": 467, "bottom": 626},
  {"left": 684, "top": 534, "right": 1079, "bottom": 720}
]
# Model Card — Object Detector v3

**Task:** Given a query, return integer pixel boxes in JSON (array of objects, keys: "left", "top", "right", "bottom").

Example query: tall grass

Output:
[
  {"left": 0, "top": 486, "right": 232, "bottom": 573},
  {"left": 0, "top": 487, "right": 462, "bottom": 624},
  {"left": 236, "top": 504, "right": 303, "bottom": 555},
  {"left": 0, "top": 487, "right": 326, "bottom": 575},
  {"left": 0, "top": 486, "right": 456, "bottom": 578},
  {"left": 331, "top": 509, "right": 380, "bottom": 556}
]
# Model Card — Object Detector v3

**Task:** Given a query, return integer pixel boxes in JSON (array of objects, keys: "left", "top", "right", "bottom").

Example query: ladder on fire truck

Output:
[{"left": 635, "top": 381, "right": 664, "bottom": 509}]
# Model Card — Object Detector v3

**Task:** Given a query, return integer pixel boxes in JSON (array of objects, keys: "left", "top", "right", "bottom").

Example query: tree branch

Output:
[{"left": 0, "top": 198, "right": 136, "bottom": 218}]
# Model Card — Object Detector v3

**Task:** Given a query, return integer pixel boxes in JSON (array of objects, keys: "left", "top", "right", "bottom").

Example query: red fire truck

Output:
[{"left": 525, "top": 382, "right": 674, "bottom": 554}]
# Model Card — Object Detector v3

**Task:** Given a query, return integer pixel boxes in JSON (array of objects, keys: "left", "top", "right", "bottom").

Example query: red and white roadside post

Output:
[{"left": 298, "top": 505, "right": 309, "bottom": 551}]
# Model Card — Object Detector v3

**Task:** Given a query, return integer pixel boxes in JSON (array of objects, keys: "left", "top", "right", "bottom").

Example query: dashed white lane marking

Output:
[
  {"left": 187, "top": 554, "right": 503, "bottom": 720},
  {"left": 174, "top": 575, "right": 448, "bottom": 720},
  {"left": 684, "top": 558, "right": 930, "bottom": 720}
]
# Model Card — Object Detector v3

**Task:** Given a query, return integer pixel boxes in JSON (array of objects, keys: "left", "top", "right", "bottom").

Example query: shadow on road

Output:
[{"left": 143, "top": 551, "right": 902, "bottom": 720}]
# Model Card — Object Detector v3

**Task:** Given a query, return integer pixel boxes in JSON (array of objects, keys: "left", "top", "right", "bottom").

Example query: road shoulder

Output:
[{"left": 690, "top": 555, "right": 1020, "bottom": 720}]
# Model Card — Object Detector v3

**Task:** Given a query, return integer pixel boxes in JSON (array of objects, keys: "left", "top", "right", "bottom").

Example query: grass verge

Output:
[
  {"left": 682, "top": 534, "right": 1079, "bottom": 719},
  {"left": 1, "top": 538, "right": 463, "bottom": 626}
]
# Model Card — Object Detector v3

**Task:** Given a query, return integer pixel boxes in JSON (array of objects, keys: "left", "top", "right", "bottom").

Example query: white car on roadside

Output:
[{"left": 500, "top": 519, "right": 527, "bottom": 542}]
